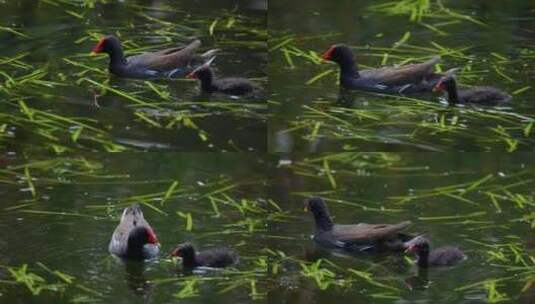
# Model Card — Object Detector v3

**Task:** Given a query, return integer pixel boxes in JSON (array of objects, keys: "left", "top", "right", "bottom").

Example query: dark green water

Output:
[
  {"left": 1, "top": 0, "right": 535, "bottom": 304},
  {"left": 269, "top": 0, "right": 535, "bottom": 152},
  {"left": 0, "top": 0, "right": 267, "bottom": 152},
  {"left": 1, "top": 153, "right": 271, "bottom": 303},
  {"left": 1, "top": 153, "right": 534, "bottom": 303},
  {"left": 269, "top": 153, "right": 535, "bottom": 303}
]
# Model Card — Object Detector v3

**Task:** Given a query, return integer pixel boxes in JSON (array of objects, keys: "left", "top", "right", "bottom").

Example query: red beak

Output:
[
  {"left": 432, "top": 80, "right": 444, "bottom": 93},
  {"left": 91, "top": 37, "right": 106, "bottom": 55},
  {"left": 147, "top": 228, "right": 159, "bottom": 244},
  {"left": 320, "top": 46, "right": 335, "bottom": 63},
  {"left": 91, "top": 46, "right": 101, "bottom": 53}
]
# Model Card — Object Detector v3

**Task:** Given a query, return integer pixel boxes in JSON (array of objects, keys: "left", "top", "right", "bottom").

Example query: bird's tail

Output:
[
  {"left": 426, "top": 55, "right": 441, "bottom": 66},
  {"left": 200, "top": 48, "right": 220, "bottom": 59}
]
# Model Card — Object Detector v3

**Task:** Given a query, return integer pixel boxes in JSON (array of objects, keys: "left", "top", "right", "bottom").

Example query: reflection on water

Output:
[
  {"left": 269, "top": 153, "right": 535, "bottom": 303},
  {"left": 0, "top": 153, "right": 270, "bottom": 303},
  {"left": 123, "top": 260, "right": 153, "bottom": 297},
  {"left": 269, "top": 0, "right": 535, "bottom": 152},
  {"left": 0, "top": 0, "right": 267, "bottom": 152}
]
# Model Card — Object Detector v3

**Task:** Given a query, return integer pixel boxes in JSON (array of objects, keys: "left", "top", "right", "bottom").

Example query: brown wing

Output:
[
  {"left": 360, "top": 56, "right": 440, "bottom": 86},
  {"left": 127, "top": 40, "right": 202, "bottom": 71},
  {"left": 151, "top": 46, "right": 188, "bottom": 56},
  {"left": 332, "top": 221, "right": 411, "bottom": 243}
]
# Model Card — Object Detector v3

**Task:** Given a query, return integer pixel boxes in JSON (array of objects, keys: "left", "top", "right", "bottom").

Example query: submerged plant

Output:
[
  {"left": 300, "top": 259, "right": 337, "bottom": 290},
  {"left": 5, "top": 263, "right": 101, "bottom": 300},
  {"left": 173, "top": 279, "right": 199, "bottom": 299},
  {"left": 8, "top": 264, "right": 55, "bottom": 296}
]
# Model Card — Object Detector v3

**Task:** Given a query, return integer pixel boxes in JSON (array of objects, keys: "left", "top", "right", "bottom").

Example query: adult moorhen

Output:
[
  {"left": 321, "top": 44, "right": 449, "bottom": 94},
  {"left": 170, "top": 242, "right": 239, "bottom": 269},
  {"left": 187, "top": 57, "right": 260, "bottom": 96},
  {"left": 109, "top": 204, "right": 160, "bottom": 260},
  {"left": 91, "top": 35, "right": 217, "bottom": 79},
  {"left": 304, "top": 197, "right": 414, "bottom": 252},
  {"left": 404, "top": 236, "right": 466, "bottom": 268},
  {"left": 433, "top": 75, "right": 511, "bottom": 106}
]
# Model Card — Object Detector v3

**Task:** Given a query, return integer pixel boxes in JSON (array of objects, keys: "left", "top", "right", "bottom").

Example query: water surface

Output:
[
  {"left": 269, "top": 153, "right": 535, "bottom": 303},
  {"left": 0, "top": 153, "right": 271, "bottom": 303},
  {"left": 0, "top": 0, "right": 267, "bottom": 152},
  {"left": 269, "top": 0, "right": 535, "bottom": 152}
]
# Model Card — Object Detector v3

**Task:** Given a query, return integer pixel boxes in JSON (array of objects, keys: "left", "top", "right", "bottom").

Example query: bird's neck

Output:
[
  {"left": 126, "top": 235, "right": 146, "bottom": 259},
  {"left": 199, "top": 70, "right": 217, "bottom": 92},
  {"left": 127, "top": 243, "right": 144, "bottom": 257},
  {"left": 182, "top": 251, "right": 199, "bottom": 267},
  {"left": 417, "top": 251, "right": 429, "bottom": 268},
  {"left": 337, "top": 56, "right": 360, "bottom": 79},
  {"left": 107, "top": 44, "right": 127, "bottom": 69},
  {"left": 314, "top": 210, "right": 334, "bottom": 231},
  {"left": 446, "top": 81, "right": 459, "bottom": 104}
]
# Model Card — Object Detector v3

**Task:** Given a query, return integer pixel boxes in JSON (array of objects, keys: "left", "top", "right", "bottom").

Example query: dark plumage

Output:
[
  {"left": 433, "top": 75, "right": 511, "bottom": 106},
  {"left": 304, "top": 197, "right": 414, "bottom": 252},
  {"left": 91, "top": 35, "right": 217, "bottom": 79},
  {"left": 321, "top": 44, "right": 452, "bottom": 94},
  {"left": 404, "top": 236, "right": 466, "bottom": 268},
  {"left": 109, "top": 204, "right": 160, "bottom": 260},
  {"left": 187, "top": 58, "right": 259, "bottom": 96},
  {"left": 170, "top": 243, "right": 239, "bottom": 269}
]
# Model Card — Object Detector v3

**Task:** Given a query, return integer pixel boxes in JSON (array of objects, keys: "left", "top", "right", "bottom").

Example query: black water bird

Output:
[
  {"left": 170, "top": 243, "right": 239, "bottom": 269},
  {"left": 404, "top": 236, "right": 466, "bottom": 268},
  {"left": 304, "top": 197, "right": 414, "bottom": 252}
]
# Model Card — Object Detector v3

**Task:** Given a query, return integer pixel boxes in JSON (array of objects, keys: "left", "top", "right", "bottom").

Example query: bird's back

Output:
[
  {"left": 127, "top": 40, "right": 202, "bottom": 71},
  {"left": 429, "top": 246, "right": 466, "bottom": 266},
  {"left": 197, "top": 248, "right": 239, "bottom": 267},
  {"left": 360, "top": 56, "right": 440, "bottom": 86},
  {"left": 109, "top": 205, "right": 151, "bottom": 256},
  {"left": 215, "top": 77, "right": 257, "bottom": 95},
  {"left": 459, "top": 86, "right": 511, "bottom": 105},
  {"left": 331, "top": 221, "right": 412, "bottom": 243}
]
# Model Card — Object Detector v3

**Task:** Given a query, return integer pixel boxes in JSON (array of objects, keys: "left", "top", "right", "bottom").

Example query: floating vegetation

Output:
[
  {"left": 269, "top": 31, "right": 534, "bottom": 151},
  {"left": 173, "top": 278, "right": 199, "bottom": 299},
  {"left": 274, "top": 95, "right": 535, "bottom": 152},
  {"left": 1, "top": 98, "right": 127, "bottom": 152},
  {"left": 269, "top": 0, "right": 533, "bottom": 152},
  {"left": 269, "top": 152, "right": 535, "bottom": 302},
  {"left": 0, "top": 25, "right": 29, "bottom": 38},
  {"left": 0, "top": 153, "right": 270, "bottom": 302},
  {"left": 0, "top": 0, "right": 266, "bottom": 153},
  {"left": 368, "top": 0, "right": 486, "bottom": 27},
  {"left": 3, "top": 263, "right": 102, "bottom": 300},
  {"left": 300, "top": 259, "right": 337, "bottom": 290},
  {"left": 269, "top": 252, "right": 404, "bottom": 299},
  {"left": 368, "top": 0, "right": 431, "bottom": 22}
]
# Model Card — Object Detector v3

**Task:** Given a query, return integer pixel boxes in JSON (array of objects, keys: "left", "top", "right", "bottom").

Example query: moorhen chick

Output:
[
  {"left": 304, "top": 197, "right": 414, "bottom": 252},
  {"left": 109, "top": 204, "right": 160, "bottom": 260},
  {"left": 433, "top": 75, "right": 511, "bottom": 106},
  {"left": 404, "top": 236, "right": 466, "bottom": 268},
  {"left": 321, "top": 44, "right": 449, "bottom": 94},
  {"left": 187, "top": 57, "right": 259, "bottom": 96},
  {"left": 170, "top": 243, "right": 239, "bottom": 269},
  {"left": 91, "top": 35, "right": 217, "bottom": 79}
]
